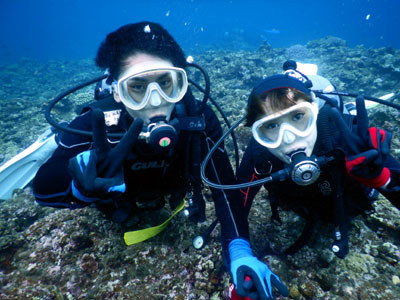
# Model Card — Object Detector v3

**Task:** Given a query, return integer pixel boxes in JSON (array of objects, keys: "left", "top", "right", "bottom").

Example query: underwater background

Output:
[
  {"left": 1, "top": 0, "right": 400, "bottom": 63},
  {"left": 1, "top": 0, "right": 400, "bottom": 299}
]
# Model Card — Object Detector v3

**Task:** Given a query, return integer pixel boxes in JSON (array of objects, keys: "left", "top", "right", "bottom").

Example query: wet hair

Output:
[
  {"left": 95, "top": 22, "right": 187, "bottom": 81},
  {"left": 245, "top": 88, "right": 312, "bottom": 126}
]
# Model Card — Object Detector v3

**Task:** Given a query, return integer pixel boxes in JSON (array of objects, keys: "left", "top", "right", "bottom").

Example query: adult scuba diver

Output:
[
  {"left": 202, "top": 61, "right": 400, "bottom": 300},
  {"left": 32, "top": 22, "right": 238, "bottom": 248}
]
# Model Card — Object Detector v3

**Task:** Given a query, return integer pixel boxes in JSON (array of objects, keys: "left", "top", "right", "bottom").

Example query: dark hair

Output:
[
  {"left": 95, "top": 22, "right": 187, "bottom": 81},
  {"left": 245, "top": 88, "right": 311, "bottom": 126}
]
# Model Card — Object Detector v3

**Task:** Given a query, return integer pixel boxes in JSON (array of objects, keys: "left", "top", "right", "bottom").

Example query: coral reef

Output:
[{"left": 284, "top": 44, "right": 313, "bottom": 61}]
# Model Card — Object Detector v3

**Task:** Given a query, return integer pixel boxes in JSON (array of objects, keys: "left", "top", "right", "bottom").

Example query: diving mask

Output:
[
  {"left": 252, "top": 101, "right": 318, "bottom": 149},
  {"left": 113, "top": 62, "right": 188, "bottom": 111}
]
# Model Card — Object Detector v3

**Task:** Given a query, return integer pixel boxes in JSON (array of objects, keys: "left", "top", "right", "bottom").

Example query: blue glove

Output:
[
  {"left": 229, "top": 239, "right": 289, "bottom": 300},
  {"left": 68, "top": 109, "right": 143, "bottom": 202}
]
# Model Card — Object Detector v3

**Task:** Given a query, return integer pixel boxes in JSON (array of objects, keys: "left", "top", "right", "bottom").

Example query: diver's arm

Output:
[
  {"left": 207, "top": 126, "right": 262, "bottom": 247},
  {"left": 227, "top": 143, "right": 289, "bottom": 299},
  {"left": 33, "top": 145, "right": 90, "bottom": 208},
  {"left": 33, "top": 112, "right": 93, "bottom": 208},
  {"left": 231, "top": 141, "right": 264, "bottom": 238},
  {"left": 201, "top": 104, "right": 241, "bottom": 242}
]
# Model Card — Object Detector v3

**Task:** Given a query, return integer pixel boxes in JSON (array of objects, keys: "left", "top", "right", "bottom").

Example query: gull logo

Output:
[
  {"left": 131, "top": 160, "right": 169, "bottom": 170},
  {"left": 318, "top": 180, "right": 332, "bottom": 196}
]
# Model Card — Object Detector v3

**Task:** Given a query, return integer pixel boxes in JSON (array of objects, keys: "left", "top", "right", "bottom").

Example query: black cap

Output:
[{"left": 249, "top": 74, "right": 311, "bottom": 105}]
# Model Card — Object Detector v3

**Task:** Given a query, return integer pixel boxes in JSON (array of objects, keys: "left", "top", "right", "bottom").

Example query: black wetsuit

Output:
[
  {"left": 221, "top": 108, "right": 400, "bottom": 251},
  {"left": 33, "top": 94, "right": 237, "bottom": 227}
]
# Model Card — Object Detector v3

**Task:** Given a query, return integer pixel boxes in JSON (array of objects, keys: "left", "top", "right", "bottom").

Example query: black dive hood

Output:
[{"left": 44, "top": 62, "right": 240, "bottom": 169}]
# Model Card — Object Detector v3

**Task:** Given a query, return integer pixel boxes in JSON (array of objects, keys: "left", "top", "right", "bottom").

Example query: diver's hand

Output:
[
  {"left": 332, "top": 95, "right": 392, "bottom": 188},
  {"left": 345, "top": 133, "right": 391, "bottom": 188},
  {"left": 68, "top": 109, "right": 143, "bottom": 201},
  {"left": 69, "top": 149, "right": 125, "bottom": 202},
  {"left": 344, "top": 95, "right": 391, "bottom": 188},
  {"left": 229, "top": 239, "right": 289, "bottom": 300}
]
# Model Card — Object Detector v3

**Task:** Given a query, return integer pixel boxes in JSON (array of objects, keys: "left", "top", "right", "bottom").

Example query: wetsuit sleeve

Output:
[
  {"left": 378, "top": 155, "right": 400, "bottom": 209},
  {"left": 201, "top": 105, "right": 241, "bottom": 244},
  {"left": 33, "top": 110, "right": 93, "bottom": 208},
  {"left": 203, "top": 110, "right": 264, "bottom": 249},
  {"left": 228, "top": 140, "right": 263, "bottom": 243}
]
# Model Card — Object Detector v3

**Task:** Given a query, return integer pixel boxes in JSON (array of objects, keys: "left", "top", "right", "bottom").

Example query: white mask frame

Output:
[
  {"left": 113, "top": 64, "right": 188, "bottom": 111},
  {"left": 252, "top": 101, "right": 318, "bottom": 149}
]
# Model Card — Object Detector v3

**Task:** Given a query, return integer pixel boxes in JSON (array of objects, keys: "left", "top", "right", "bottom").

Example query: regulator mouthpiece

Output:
[
  {"left": 140, "top": 116, "right": 178, "bottom": 152},
  {"left": 289, "top": 151, "right": 321, "bottom": 186}
]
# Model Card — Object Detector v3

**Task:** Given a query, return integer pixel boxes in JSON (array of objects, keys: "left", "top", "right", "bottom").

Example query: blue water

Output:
[{"left": 0, "top": 0, "right": 399, "bottom": 63}]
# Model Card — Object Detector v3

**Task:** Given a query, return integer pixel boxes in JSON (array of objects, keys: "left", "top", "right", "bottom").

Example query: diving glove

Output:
[
  {"left": 346, "top": 127, "right": 392, "bottom": 188},
  {"left": 226, "top": 282, "right": 253, "bottom": 300},
  {"left": 69, "top": 149, "right": 126, "bottom": 202},
  {"left": 337, "top": 95, "right": 392, "bottom": 188},
  {"left": 229, "top": 239, "right": 288, "bottom": 300},
  {"left": 69, "top": 109, "right": 143, "bottom": 202}
]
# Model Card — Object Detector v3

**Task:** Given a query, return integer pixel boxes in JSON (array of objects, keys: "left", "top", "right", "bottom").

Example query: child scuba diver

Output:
[{"left": 204, "top": 62, "right": 400, "bottom": 300}]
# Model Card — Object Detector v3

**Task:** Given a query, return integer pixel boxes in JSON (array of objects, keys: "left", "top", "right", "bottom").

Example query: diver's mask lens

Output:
[
  {"left": 116, "top": 67, "right": 188, "bottom": 111},
  {"left": 252, "top": 101, "right": 318, "bottom": 148}
]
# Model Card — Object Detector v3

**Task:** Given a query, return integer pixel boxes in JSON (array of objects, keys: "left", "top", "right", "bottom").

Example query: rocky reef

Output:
[{"left": 1, "top": 36, "right": 400, "bottom": 299}]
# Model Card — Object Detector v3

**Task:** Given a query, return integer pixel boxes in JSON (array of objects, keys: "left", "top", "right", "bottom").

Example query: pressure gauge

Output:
[{"left": 193, "top": 235, "right": 205, "bottom": 250}]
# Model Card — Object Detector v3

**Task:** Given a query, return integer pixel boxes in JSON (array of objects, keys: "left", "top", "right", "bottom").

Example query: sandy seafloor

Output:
[{"left": 1, "top": 36, "right": 400, "bottom": 299}]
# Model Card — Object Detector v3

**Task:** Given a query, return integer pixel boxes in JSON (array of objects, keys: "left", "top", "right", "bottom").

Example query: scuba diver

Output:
[
  {"left": 202, "top": 61, "right": 400, "bottom": 300},
  {"left": 32, "top": 22, "right": 236, "bottom": 235}
]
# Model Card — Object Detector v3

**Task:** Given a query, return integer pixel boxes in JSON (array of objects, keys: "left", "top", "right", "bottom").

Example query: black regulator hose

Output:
[
  {"left": 186, "top": 63, "right": 210, "bottom": 110},
  {"left": 189, "top": 79, "right": 240, "bottom": 172},
  {"left": 314, "top": 93, "right": 340, "bottom": 109},
  {"left": 315, "top": 91, "right": 400, "bottom": 111},
  {"left": 44, "top": 74, "right": 118, "bottom": 138},
  {"left": 201, "top": 116, "right": 288, "bottom": 189}
]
